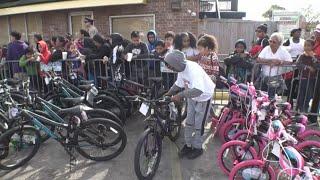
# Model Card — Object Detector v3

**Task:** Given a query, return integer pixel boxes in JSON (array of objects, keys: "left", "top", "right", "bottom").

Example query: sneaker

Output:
[
  {"left": 178, "top": 144, "right": 192, "bottom": 158},
  {"left": 187, "top": 148, "right": 203, "bottom": 159}
]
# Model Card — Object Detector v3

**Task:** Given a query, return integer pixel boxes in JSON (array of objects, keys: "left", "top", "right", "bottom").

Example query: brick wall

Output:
[{"left": 41, "top": 0, "right": 199, "bottom": 40}]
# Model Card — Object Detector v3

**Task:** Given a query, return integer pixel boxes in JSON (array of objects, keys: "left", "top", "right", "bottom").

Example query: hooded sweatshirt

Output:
[
  {"left": 37, "top": 40, "right": 51, "bottom": 64},
  {"left": 147, "top": 30, "right": 158, "bottom": 52},
  {"left": 165, "top": 50, "right": 215, "bottom": 102},
  {"left": 6, "top": 40, "right": 28, "bottom": 73}
]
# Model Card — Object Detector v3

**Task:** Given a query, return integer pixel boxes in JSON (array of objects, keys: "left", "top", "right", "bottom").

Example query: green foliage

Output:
[{"left": 262, "top": 4, "right": 285, "bottom": 19}]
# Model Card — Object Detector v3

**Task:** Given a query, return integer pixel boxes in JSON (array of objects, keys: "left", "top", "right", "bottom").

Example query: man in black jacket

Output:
[
  {"left": 87, "top": 34, "right": 111, "bottom": 83},
  {"left": 123, "top": 31, "right": 149, "bottom": 84}
]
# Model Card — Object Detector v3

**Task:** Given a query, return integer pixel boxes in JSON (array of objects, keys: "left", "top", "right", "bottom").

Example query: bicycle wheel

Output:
[
  {"left": 134, "top": 128, "right": 162, "bottom": 180},
  {"left": 295, "top": 140, "right": 320, "bottom": 171},
  {"left": 217, "top": 140, "right": 258, "bottom": 175},
  {"left": 232, "top": 130, "right": 262, "bottom": 156},
  {"left": 84, "top": 109, "right": 124, "bottom": 127},
  {"left": 297, "top": 129, "right": 320, "bottom": 141},
  {"left": 93, "top": 95, "right": 125, "bottom": 122},
  {"left": 75, "top": 118, "right": 127, "bottom": 161},
  {"left": 220, "top": 118, "right": 245, "bottom": 143},
  {"left": 0, "top": 125, "right": 41, "bottom": 170},
  {"left": 229, "top": 160, "right": 275, "bottom": 180},
  {"left": 99, "top": 89, "right": 132, "bottom": 117},
  {"left": 168, "top": 113, "right": 182, "bottom": 142}
]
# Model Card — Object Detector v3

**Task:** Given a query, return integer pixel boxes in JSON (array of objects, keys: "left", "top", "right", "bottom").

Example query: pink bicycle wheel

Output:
[
  {"left": 217, "top": 140, "right": 258, "bottom": 175},
  {"left": 229, "top": 160, "right": 276, "bottom": 180}
]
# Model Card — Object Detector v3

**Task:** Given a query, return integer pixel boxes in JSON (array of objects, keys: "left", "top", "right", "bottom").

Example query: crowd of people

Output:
[{"left": 0, "top": 18, "right": 320, "bottom": 122}]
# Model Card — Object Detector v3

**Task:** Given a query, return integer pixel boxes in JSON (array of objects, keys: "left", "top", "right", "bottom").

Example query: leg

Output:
[
  {"left": 178, "top": 98, "right": 195, "bottom": 158},
  {"left": 188, "top": 99, "right": 211, "bottom": 159},
  {"left": 184, "top": 98, "right": 196, "bottom": 147}
]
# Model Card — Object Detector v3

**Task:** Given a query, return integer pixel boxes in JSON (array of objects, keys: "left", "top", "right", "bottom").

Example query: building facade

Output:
[{"left": 0, "top": 0, "right": 200, "bottom": 45}]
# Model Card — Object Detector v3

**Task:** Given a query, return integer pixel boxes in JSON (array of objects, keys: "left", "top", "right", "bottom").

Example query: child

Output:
[
  {"left": 174, "top": 32, "right": 199, "bottom": 61},
  {"left": 296, "top": 39, "right": 318, "bottom": 112},
  {"left": 164, "top": 31, "right": 175, "bottom": 52},
  {"left": 19, "top": 47, "right": 40, "bottom": 90},
  {"left": 224, "top": 39, "right": 253, "bottom": 83},
  {"left": 68, "top": 43, "right": 86, "bottom": 79},
  {"left": 196, "top": 35, "right": 221, "bottom": 83}
]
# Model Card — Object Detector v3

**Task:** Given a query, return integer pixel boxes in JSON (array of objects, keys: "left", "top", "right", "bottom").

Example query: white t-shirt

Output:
[
  {"left": 286, "top": 38, "right": 305, "bottom": 59},
  {"left": 182, "top": 47, "right": 199, "bottom": 58},
  {"left": 175, "top": 61, "right": 215, "bottom": 102},
  {"left": 258, "top": 46, "right": 293, "bottom": 77}
]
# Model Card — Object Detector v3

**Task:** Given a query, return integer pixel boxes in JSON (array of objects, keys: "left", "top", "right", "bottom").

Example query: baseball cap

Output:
[
  {"left": 315, "top": 24, "right": 320, "bottom": 33},
  {"left": 84, "top": 17, "right": 94, "bottom": 23}
]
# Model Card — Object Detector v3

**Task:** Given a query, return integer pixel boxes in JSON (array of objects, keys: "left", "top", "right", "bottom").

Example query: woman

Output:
[
  {"left": 250, "top": 24, "right": 269, "bottom": 58},
  {"left": 174, "top": 32, "right": 199, "bottom": 60},
  {"left": 283, "top": 28, "right": 305, "bottom": 60},
  {"left": 257, "top": 32, "right": 293, "bottom": 98}
]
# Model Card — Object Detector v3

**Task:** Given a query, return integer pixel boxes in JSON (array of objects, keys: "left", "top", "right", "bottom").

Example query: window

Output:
[
  {"left": 0, "top": 16, "right": 9, "bottom": 45},
  {"left": 110, "top": 14, "right": 155, "bottom": 42},
  {"left": 68, "top": 11, "right": 93, "bottom": 37}
]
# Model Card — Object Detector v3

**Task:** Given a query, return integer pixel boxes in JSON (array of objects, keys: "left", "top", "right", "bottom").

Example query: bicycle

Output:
[
  {"left": 133, "top": 95, "right": 181, "bottom": 180},
  {"left": 0, "top": 105, "right": 127, "bottom": 171}
]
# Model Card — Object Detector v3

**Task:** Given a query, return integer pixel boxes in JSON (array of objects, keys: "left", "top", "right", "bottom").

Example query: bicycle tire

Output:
[
  {"left": 232, "top": 130, "right": 263, "bottom": 156},
  {"left": 75, "top": 118, "right": 127, "bottom": 161},
  {"left": 134, "top": 128, "right": 162, "bottom": 180},
  {"left": 93, "top": 95, "right": 125, "bottom": 122},
  {"left": 219, "top": 118, "right": 245, "bottom": 143},
  {"left": 84, "top": 109, "right": 124, "bottom": 127},
  {"left": 168, "top": 109, "right": 182, "bottom": 142},
  {"left": 229, "top": 160, "right": 275, "bottom": 180},
  {"left": 297, "top": 129, "right": 320, "bottom": 141},
  {"left": 99, "top": 89, "right": 132, "bottom": 117},
  {"left": 217, "top": 140, "right": 258, "bottom": 175},
  {"left": 0, "top": 125, "right": 41, "bottom": 170}
]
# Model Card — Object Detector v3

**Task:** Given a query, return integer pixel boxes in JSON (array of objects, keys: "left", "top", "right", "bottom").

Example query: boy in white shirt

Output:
[{"left": 165, "top": 50, "right": 215, "bottom": 159}]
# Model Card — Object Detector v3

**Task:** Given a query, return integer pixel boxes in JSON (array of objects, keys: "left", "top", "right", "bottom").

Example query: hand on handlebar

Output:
[{"left": 171, "top": 95, "right": 181, "bottom": 103}]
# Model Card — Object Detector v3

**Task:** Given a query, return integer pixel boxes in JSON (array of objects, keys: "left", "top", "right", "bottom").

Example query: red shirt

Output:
[
  {"left": 198, "top": 52, "right": 220, "bottom": 77},
  {"left": 314, "top": 40, "right": 320, "bottom": 59}
]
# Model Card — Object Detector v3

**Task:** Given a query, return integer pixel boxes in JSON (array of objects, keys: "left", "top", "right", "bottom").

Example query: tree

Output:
[
  {"left": 301, "top": 5, "right": 320, "bottom": 32},
  {"left": 262, "top": 5, "right": 285, "bottom": 20}
]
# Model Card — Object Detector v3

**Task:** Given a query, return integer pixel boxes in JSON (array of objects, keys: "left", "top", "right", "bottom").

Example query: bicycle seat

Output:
[
  {"left": 78, "top": 84, "right": 92, "bottom": 92},
  {"left": 7, "top": 79, "right": 22, "bottom": 86},
  {"left": 58, "top": 105, "right": 85, "bottom": 116},
  {"left": 148, "top": 77, "right": 162, "bottom": 82},
  {"left": 79, "top": 80, "right": 94, "bottom": 85},
  {"left": 60, "top": 97, "right": 85, "bottom": 106}
]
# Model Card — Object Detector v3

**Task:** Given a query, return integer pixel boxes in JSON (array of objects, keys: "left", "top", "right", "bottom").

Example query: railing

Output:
[{"left": 1, "top": 57, "right": 319, "bottom": 120}]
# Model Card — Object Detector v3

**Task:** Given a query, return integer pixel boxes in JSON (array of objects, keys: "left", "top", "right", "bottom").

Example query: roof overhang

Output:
[{"left": 0, "top": 0, "right": 147, "bottom": 16}]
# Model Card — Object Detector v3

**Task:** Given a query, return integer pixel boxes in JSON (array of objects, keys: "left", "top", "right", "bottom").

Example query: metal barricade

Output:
[{"left": 2, "top": 57, "right": 319, "bottom": 120}]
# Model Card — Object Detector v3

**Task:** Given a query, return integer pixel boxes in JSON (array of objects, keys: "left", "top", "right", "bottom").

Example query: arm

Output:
[{"left": 166, "top": 84, "right": 184, "bottom": 96}]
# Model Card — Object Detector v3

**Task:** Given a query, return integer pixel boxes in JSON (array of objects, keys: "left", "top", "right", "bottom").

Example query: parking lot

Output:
[{"left": 0, "top": 113, "right": 227, "bottom": 180}]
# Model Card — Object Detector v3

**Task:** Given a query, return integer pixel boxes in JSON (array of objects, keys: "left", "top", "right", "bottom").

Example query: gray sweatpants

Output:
[{"left": 185, "top": 98, "right": 211, "bottom": 149}]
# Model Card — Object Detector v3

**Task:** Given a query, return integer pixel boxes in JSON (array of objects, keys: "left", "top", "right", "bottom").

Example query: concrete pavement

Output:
[{"left": 0, "top": 114, "right": 227, "bottom": 180}]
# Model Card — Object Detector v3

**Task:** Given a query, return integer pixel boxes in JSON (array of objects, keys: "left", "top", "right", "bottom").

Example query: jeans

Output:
[{"left": 297, "top": 79, "right": 315, "bottom": 112}]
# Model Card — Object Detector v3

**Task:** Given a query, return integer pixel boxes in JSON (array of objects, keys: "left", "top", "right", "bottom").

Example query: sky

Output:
[{"left": 238, "top": 0, "right": 320, "bottom": 21}]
